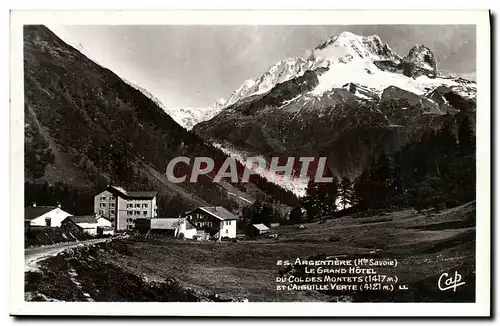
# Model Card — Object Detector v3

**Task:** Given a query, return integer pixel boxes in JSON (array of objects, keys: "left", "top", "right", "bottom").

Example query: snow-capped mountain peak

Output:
[
  {"left": 403, "top": 44, "right": 438, "bottom": 76},
  {"left": 166, "top": 99, "right": 227, "bottom": 130},
  {"left": 224, "top": 56, "right": 312, "bottom": 108},
  {"left": 131, "top": 31, "right": 474, "bottom": 134},
  {"left": 222, "top": 32, "right": 407, "bottom": 109},
  {"left": 213, "top": 98, "right": 227, "bottom": 110},
  {"left": 314, "top": 32, "right": 401, "bottom": 64},
  {"left": 306, "top": 33, "right": 462, "bottom": 98}
]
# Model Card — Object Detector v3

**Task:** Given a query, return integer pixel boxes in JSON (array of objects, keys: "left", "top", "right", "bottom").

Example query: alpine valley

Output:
[
  {"left": 22, "top": 24, "right": 480, "bottom": 304},
  {"left": 189, "top": 31, "right": 476, "bottom": 195},
  {"left": 23, "top": 25, "right": 300, "bottom": 216}
]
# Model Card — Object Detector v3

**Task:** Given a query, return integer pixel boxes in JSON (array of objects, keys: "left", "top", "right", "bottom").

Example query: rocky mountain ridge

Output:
[{"left": 167, "top": 31, "right": 473, "bottom": 131}]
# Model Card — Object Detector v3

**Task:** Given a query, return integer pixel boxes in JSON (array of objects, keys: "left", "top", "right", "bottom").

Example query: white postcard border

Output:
[{"left": 10, "top": 9, "right": 491, "bottom": 317}]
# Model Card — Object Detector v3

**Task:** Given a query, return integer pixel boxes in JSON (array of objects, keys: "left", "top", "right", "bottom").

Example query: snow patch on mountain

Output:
[
  {"left": 310, "top": 57, "right": 462, "bottom": 97},
  {"left": 165, "top": 107, "right": 217, "bottom": 130},
  {"left": 213, "top": 142, "right": 308, "bottom": 197},
  {"left": 224, "top": 57, "right": 314, "bottom": 108},
  {"left": 165, "top": 100, "right": 226, "bottom": 130}
]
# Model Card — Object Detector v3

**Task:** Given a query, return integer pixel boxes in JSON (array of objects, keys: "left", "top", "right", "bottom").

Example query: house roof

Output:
[
  {"left": 105, "top": 186, "right": 157, "bottom": 199},
  {"left": 185, "top": 220, "right": 196, "bottom": 230},
  {"left": 151, "top": 218, "right": 184, "bottom": 230},
  {"left": 111, "top": 186, "right": 128, "bottom": 194},
  {"left": 252, "top": 224, "right": 270, "bottom": 231},
  {"left": 25, "top": 206, "right": 57, "bottom": 221},
  {"left": 197, "top": 206, "right": 238, "bottom": 220},
  {"left": 96, "top": 216, "right": 111, "bottom": 222},
  {"left": 69, "top": 215, "right": 98, "bottom": 224},
  {"left": 127, "top": 191, "right": 157, "bottom": 198}
]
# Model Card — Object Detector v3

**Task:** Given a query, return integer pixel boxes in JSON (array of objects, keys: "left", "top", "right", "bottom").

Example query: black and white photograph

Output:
[{"left": 9, "top": 9, "right": 491, "bottom": 317}]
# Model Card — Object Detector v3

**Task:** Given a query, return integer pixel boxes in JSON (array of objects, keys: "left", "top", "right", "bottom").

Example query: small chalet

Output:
[
  {"left": 61, "top": 215, "right": 113, "bottom": 236},
  {"left": 184, "top": 206, "right": 238, "bottom": 239},
  {"left": 96, "top": 216, "right": 114, "bottom": 235},
  {"left": 25, "top": 204, "right": 72, "bottom": 228},
  {"left": 247, "top": 223, "right": 270, "bottom": 238},
  {"left": 150, "top": 218, "right": 197, "bottom": 239},
  {"left": 62, "top": 215, "right": 99, "bottom": 236}
]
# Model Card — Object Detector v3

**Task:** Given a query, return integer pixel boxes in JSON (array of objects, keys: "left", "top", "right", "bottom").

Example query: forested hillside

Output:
[{"left": 24, "top": 25, "right": 297, "bottom": 216}]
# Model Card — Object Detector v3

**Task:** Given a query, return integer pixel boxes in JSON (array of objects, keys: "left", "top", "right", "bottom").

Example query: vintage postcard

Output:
[{"left": 10, "top": 10, "right": 491, "bottom": 317}]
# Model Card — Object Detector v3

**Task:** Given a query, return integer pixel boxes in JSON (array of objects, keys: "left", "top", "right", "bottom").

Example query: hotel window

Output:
[
  {"left": 126, "top": 203, "right": 133, "bottom": 208},
  {"left": 110, "top": 203, "right": 115, "bottom": 207},
  {"left": 110, "top": 196, "right": 115, "bottom": 201},
  {"left": 226, "top": 229, "right": 228, "bottom": 234},
  {"left": 135, "top": 204, "right": 141, "bottom": 208},
  {"left": 134, "top": 211, "right": 140, "bottom": 215},
  {"left": 100, "top": 203, "right": 106, "bottom": 208},
  {"left": 99, "top": 210, "right": 104, "bottom": 215},
  {"left": 110, "top": 210, "right": 115, "bottom": 214},
  {"left": 143, "top": 211, "right": 147, "bottom": 216},
  {"left": 127, "top": 211, "right": 132, "bottom": 215},
  {"left": 101, "top": 196, "right": 106, "bottom": 200},
  {"left": 127, "top": 225, "right": 133, "bottom": 230},
  {"left": 142, "top": 203, "right": 148, "bottom": 208}
]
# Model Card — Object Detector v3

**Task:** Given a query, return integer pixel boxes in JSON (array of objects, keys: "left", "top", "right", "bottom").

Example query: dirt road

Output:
[{"left": 25, "top": 238, "right": 110, "bottom": 271}]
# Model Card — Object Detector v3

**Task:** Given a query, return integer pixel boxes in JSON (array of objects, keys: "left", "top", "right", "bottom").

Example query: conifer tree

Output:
[
  {"left": 302, "top": 178, "right": 322, "bottom": 221},
  {"left": 457, "top": 116, "right": 476, "bottom": 202},
  {"left": 339, "top": 177, "right": 353, "bottom": 210},
  {"left": 353, "top": 170, "right": 371, "bottom": 209},
  {"left": 458, "top": 116, "right": 475, "bottom": 156},
  {"left": 289, "top": 206, "right": 304, "bottom": 224},
  {"left": 317, "top": 177, "right": 339, "bottom": 215}
]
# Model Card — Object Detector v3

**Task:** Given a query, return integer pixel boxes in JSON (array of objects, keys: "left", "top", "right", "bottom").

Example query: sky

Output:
[{"left": 48, "top": 25, "right": 476, "bottom": 108}]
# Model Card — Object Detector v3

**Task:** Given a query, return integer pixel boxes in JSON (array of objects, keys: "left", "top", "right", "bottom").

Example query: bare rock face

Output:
[{"left": 401, "top": 45, "right": 438, "bottom": 78}]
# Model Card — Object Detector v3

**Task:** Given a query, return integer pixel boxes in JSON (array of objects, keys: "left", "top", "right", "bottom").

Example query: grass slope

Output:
[{"left": 26, "top": 202, "right": 475, "bottom": 302}]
